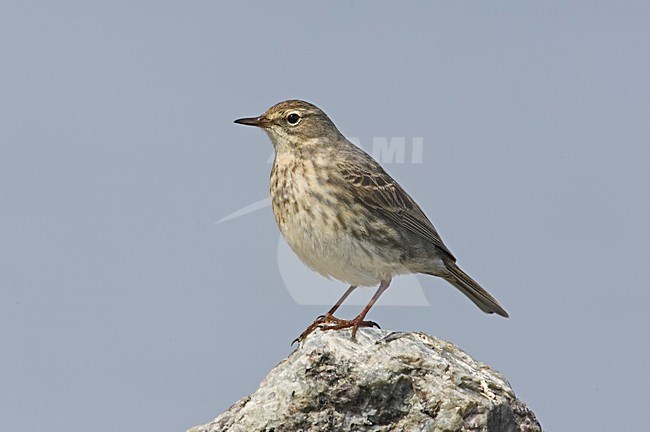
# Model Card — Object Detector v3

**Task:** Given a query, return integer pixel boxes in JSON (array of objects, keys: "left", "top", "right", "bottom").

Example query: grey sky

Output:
[{"left": 1, "top": 2, "right": 649, "bottom": 431}]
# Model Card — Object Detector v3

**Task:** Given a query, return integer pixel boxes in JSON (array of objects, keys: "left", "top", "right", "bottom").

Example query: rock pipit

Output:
[{"left": 235, "top": 100, "right": 508, "bottom": 342}]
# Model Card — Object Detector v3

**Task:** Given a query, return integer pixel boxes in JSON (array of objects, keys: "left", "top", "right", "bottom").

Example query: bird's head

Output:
[{"left": 235, "top": 99, "right": 343, "bottom": 150}]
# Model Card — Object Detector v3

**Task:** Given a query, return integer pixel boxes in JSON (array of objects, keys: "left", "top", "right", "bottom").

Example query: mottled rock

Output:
[{"left": 188, "top": 328, "right": 541, "bottom": 432}]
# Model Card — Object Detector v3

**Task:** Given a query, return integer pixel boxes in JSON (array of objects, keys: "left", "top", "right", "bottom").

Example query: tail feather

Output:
[{"left": 439, "top": 263, "right": 509, "bottom": 318}]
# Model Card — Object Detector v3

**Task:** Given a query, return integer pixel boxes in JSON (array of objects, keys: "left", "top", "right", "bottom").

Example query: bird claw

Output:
[
  {"left": 291, "top": 314, "right": 343, "bottom": 345},
  {"left": 292, "top": 315, "right": 382, "bottom": 345},
  {"left": 319, "top": 318, "right": 380, "bottom": 340}
]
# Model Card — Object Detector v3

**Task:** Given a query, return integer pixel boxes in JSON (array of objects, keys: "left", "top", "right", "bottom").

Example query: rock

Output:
[{"left": 188, "top": 328, "right": 541, "bottom": 432}]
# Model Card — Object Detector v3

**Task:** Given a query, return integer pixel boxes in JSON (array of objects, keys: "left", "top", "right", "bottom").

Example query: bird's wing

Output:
[{"left": 336, "top": 156, "right": 456, "bottom": 261}]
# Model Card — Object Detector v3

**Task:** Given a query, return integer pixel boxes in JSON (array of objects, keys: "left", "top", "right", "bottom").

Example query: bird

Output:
[{"left": 234, "top": 100, "right": 508, "bottom": 342}]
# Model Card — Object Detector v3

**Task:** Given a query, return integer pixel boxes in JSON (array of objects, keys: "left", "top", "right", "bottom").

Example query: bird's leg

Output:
[
  {"left": 320, "top": 278, "right": 392, "bottom": 340},
  {"left": 292, "top": 285, "right": 358, "bottom": 345},
  {"left": 317, "top": 284, "right": 358, "bottom": 320}
]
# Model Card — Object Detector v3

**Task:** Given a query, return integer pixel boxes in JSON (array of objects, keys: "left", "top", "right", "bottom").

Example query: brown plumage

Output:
[{"left": 235, "top": 99, "right": 508, "bottom": 342}]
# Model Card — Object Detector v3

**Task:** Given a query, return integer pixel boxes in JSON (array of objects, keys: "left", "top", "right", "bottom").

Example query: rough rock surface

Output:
[{"left": 189, "top": 328, "right": 541, "bottom": 432}]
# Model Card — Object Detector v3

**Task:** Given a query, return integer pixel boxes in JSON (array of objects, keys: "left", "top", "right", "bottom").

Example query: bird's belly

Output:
[
  {"left": 282, "top": 221, "right": 383, "bottom": 286},
  {"left": 272, "top": 197, "right": 410, "bottom": 286}
]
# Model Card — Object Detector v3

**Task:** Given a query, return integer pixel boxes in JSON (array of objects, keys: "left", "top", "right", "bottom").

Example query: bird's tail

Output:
[{"left": 438, "top": 263, "right": 509, "bottom": 318}]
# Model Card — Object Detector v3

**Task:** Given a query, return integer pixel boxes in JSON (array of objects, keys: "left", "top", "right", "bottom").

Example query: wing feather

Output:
[{"left": 336, "top": 155, "right": 456, "bottom": 261}]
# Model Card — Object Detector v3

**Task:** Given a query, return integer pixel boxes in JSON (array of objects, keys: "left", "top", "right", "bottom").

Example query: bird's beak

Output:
[{"left": 234, "top": 116, "right": 270, "bottom": 128}]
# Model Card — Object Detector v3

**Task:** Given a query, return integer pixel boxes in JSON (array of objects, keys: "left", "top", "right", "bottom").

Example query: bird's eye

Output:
[{"left": 286, "top": 113, "right": 301, "bottom": 125}]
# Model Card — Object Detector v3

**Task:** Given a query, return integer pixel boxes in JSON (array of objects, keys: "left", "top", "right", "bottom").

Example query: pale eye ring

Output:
[{"left": 286, "top": 112, "right": 301, "bottom": 125}]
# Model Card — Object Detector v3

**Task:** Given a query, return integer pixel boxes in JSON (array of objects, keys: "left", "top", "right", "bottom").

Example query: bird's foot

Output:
[
  {"left": 292, "top": 313, "right": 347, "bottom": 345},
  {"left": 319, "top": 315, "right": 380, "bottom": 340},
  {"left": 293, "top": 314, "right": 381, "bottom": 344}
]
